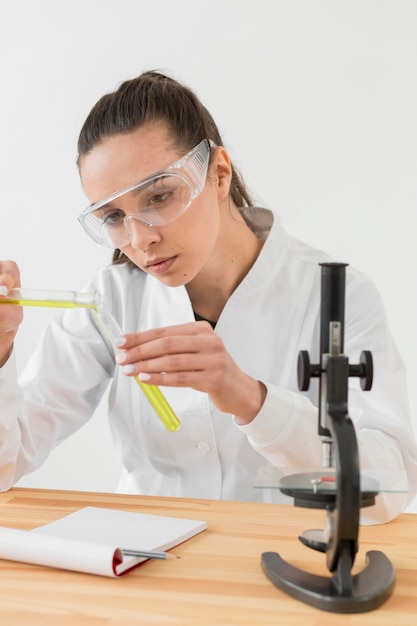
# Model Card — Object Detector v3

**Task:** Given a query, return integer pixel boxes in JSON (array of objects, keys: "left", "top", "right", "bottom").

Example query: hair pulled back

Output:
[{"left": 78, "top": 71, "right": 253, "bottom": 265}]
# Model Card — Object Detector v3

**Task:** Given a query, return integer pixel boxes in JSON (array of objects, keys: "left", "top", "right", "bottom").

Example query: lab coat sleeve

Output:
[
  {"left": 0, "top": 306, "right": 113, "bottom": 491},
  {"left": 236, "top": 274, "right": 417, "bottom": 524}
]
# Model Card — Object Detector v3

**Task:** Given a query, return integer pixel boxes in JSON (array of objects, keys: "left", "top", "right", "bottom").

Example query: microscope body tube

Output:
[
  {"left": 319, "top": 263, "right": 347, "bottom": 356},
  {"left": 318, "top": 263, "right": 348, "bottom": 465}
]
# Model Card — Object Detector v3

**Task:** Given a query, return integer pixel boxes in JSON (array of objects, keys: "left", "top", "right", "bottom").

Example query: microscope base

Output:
[{"left": 261, "top": 548, "right": 395, "bottom": 613}]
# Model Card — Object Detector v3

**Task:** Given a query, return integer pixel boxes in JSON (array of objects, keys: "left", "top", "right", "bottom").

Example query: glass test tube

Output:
[
  {"left": 0, "top": 288, "right": 100, "bottom": 309},
  {"left": 0, "top": 287, "right": 181, "bottom": 432},
  {"left": 93, "top": 305, "right": 181, "bottom": 432}
]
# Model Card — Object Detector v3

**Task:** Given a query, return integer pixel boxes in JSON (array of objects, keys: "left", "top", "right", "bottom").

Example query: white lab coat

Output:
[{"left": 1, "top": 208, "right": 416, "bottom": 523}]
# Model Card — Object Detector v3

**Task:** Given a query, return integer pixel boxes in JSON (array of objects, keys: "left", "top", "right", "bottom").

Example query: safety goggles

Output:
[{"left": 78, "top": 139, "right": 215, "bottom": 248}]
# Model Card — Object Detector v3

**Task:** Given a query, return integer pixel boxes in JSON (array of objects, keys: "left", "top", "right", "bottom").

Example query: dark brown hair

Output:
[{"left": 77, "top": 70, "right": 253, "bottom": 266}]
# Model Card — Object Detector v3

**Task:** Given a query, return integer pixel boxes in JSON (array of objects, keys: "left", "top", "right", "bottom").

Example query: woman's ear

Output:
[{"left": 211, "top": 147, "right": 233, "bottom": 200}]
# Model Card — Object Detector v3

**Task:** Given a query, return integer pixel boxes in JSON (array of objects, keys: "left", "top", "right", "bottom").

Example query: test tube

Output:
[
  {"left": 93, "top": 305, "right": 181, "bottom": 433},
  {"left": 0, "top": 287, "right": 181, "bottom": 432},
  {"left": 0, "top": 288, "right": 100, "bottom": 309}
]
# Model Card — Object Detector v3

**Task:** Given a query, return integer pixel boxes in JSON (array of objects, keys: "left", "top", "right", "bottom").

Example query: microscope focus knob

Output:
[
  {"left": 359, "top": 350, "right": 373, "bottom": 391},
  {"left": 349, "top": 350, "right": 373, "bottom": 391},
  {"left": 298, "top": 351, "right": 321, "bottom": 391}
]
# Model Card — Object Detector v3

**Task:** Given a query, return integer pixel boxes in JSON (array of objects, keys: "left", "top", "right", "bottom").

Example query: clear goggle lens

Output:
[{"left": 79, "top": 139, "right": 214, "bottom": 248}]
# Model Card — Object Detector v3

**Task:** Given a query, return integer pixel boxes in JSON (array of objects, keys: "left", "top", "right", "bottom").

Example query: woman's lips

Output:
[{"left": 146, "top": 256, "right": 176, "bottom": 274}]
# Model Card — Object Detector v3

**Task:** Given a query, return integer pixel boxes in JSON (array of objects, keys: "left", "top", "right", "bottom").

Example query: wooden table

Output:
[{"left": 0, "top": 488, "right": 415, "bottom": 625}]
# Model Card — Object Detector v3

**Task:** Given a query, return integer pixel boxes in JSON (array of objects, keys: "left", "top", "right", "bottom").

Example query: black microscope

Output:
[{"left": 261, "top": 263, "right": 395, "bottom": 613}]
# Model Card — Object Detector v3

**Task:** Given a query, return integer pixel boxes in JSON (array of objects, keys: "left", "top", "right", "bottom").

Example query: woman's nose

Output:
[{"left": 125, "top": 215, "right": 161, "bottom": 250}]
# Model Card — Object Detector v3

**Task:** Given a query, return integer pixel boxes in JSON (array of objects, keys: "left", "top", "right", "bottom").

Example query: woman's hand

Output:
[
  {"left": 0, "top": 261, "right": 23, "bottom": 367},
  {"left": 115, "top": 321, "right": 266, "bottom": 424}
]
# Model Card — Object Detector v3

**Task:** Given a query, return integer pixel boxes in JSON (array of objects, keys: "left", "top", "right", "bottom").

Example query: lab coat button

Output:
[{"left": 197, "top": 441, "right": 210, "bottom": 453}]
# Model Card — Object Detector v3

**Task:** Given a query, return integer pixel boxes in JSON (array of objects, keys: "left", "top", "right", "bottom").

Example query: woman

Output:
[{"left": 0, "top": 71, "right": 416, "bottom": 522}]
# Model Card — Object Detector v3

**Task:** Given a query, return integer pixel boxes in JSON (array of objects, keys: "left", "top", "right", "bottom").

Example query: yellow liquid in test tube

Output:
[
  {"left": 0, "top": 294, "right": 97, "bottom": 309},
  {"left": 0, "top": 288, "right": 181, "bottom": 432}
]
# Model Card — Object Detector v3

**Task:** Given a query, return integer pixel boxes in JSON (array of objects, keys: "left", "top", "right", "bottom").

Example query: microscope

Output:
[{"left": 261, "top": 263, "right": 395, "bottom": 613}]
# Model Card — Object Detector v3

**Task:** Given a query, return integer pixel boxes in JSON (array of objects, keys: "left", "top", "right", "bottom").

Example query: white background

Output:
[{"left": 0, "top": 1, "right": 416, "bottom": 512}]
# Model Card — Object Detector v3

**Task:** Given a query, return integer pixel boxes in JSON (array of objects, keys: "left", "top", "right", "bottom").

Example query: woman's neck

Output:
[{"left": 186, "top": 209, "right": 263, "bottom": 323}]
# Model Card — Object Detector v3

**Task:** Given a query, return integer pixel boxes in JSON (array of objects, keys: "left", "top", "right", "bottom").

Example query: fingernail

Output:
[
  {"left": 122, "top": 364, "right": 135, "bottom": 374},
  {"left": 115, "top": 353, "right": 127, "bottom": 364},
  {"left": 0, "top": 286, "right": 8, "bottom": 296},
  {"left": 138, "top": 372, "right": 152, "bottom": 381},
  {"left": 114, "top": 336, "right": 126, "bottom": 347}
]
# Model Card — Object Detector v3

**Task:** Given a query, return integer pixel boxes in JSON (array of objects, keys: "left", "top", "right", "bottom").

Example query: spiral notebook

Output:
[{"left": 0, "top": 506, "right": 207, "bottom": 577}]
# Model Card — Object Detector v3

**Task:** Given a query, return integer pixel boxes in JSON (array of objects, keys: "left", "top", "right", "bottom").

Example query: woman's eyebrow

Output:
[
  {"left": 95, "top": 173, "right": 172, "bottom": 209},
  {"left": 130, "top": 174, "right": 170, "bottom": 197}
]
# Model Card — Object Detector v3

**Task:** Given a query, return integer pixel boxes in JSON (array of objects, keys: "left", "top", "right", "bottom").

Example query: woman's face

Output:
[{"left": 80, "top": 123, "right": 229, "bottom": 287}]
